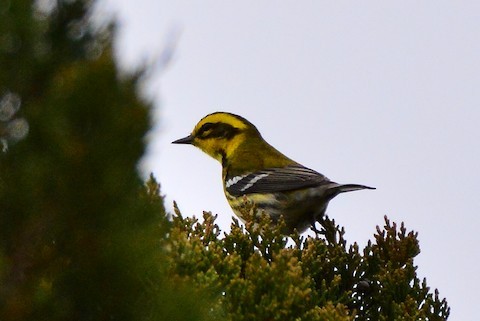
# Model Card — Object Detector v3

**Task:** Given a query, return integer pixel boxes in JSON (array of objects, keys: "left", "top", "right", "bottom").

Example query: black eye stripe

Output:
[
  {"left": 197, "top": 122, "right": 240, "bottom": 140},
  {"left": 198, "top": 122, "right": 214, "bottom": 134}
]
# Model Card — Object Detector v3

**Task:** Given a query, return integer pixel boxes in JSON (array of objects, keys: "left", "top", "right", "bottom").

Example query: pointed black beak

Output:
[{"left": 172, "top": 134, "right": 194, "bottom": 144}]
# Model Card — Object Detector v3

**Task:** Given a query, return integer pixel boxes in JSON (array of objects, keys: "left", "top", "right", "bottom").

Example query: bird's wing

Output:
[{"left": 225, "top": 164, "right": 332, "bottom": 196}]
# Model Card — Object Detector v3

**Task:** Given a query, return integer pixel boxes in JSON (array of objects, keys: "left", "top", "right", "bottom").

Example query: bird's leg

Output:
[
  {"left": 315, "top": 215, "right": 338, "bottom": 244},
  {"left": 310, "top": 216, "right": 325, "bottom": 236}
]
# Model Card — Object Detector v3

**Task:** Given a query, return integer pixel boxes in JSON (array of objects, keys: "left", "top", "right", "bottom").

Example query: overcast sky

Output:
[{"left": 98, "top": 1, "right": 480, "bottom": 319}]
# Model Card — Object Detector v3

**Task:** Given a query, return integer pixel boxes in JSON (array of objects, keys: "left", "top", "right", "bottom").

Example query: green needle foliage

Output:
[
  {"left": 162, "top": 196, "right": 450, "bottom": 321},
  {"left": 0, "top": 1, "right": 208, "bottom": 320},
  {"left": 0, "top": 0, "right": 450, "bottom": 320}
]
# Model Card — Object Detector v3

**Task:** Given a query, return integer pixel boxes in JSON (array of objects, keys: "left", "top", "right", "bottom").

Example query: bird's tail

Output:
[{"left": 331, "top": 183, "right": 376, "bottom": 194}]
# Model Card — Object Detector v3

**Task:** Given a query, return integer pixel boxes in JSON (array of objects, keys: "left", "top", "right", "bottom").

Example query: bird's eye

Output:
[
  {"left": 201, "top": 123, "right": 214, "bottom": 131},
  {"left": 197, "top": 122, "right": 215, "bottom": 137},
  {"left": 197, "top": 122, "right": 240, "bottom": 140}
]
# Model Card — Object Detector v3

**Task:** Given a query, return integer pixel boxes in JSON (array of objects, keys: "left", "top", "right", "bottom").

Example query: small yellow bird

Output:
[{"left": 173, "top": 112, "right": 374, "bottom": 234}]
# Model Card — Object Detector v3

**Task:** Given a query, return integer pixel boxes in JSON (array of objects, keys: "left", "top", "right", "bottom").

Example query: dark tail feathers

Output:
[{"left": 333, "top": 184, "right": 376, "bottom": 194}]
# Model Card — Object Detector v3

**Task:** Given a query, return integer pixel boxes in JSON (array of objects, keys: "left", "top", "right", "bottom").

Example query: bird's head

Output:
[{"left": 172, "top": 112, "right": 262, "bottom": 163}]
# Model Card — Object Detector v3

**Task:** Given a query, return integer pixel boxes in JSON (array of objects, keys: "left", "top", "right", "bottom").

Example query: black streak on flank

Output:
[
  {"left": 219, "top": 150, "right": 228, "bottom": 167},
  {"left": 197, "top": 122, "right": 241, "bottom": 140}
]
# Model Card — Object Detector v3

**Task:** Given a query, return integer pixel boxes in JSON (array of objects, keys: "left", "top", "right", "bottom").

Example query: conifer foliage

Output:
[
  {"left": 0, "top": 1, "right": 450, "bottom": 320},
  {"left": 165, "top": 200, "right": 450, "bottom": 321},
  {"left": 0, "top": 1, "right": 207, "bottom": 320}
]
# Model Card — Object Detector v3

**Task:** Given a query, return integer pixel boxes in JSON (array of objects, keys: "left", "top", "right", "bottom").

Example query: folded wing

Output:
[{"left": 225, "top": 164, "right": 333, "bottom": 196}]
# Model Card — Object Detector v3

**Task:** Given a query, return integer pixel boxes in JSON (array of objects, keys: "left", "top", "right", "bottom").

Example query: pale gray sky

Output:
[{"left": 98, "top": 1, "right": 480, "bottom": 319}]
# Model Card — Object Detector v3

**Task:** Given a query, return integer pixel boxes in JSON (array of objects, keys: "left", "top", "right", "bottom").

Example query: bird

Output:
[{"left": 172, "top": 112, "right": 374, "bottom": 234}]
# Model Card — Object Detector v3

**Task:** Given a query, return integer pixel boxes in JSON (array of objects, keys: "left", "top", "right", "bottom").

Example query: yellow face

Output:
[{"left": 172, "top": 112, "right": 259, "bottom": 163}]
